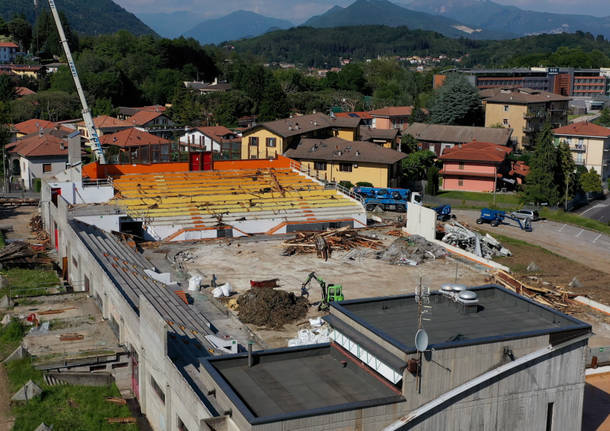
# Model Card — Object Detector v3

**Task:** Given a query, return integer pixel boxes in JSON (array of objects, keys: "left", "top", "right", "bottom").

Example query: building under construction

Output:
[{"left": 40, "top": 154, "right": 591, "bottom": 430}]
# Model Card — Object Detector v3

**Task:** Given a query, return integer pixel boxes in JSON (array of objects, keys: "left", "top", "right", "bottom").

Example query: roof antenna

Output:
[{"left": 414, "top": 276, "right": 431, "bottom": 394}]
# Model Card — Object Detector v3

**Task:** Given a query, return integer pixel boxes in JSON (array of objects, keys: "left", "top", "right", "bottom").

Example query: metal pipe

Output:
[{"left": 248, "top": 342, "right": 253, "bottom": 368}]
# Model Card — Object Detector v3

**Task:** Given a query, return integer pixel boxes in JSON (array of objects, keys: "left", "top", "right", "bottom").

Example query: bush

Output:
[
  {"left": 355, "top": 182, "right": 373, "bottom": 187},
  {"left": 339, "top": 180, "right": 354, "bottom": 190},
  {"left": 32, "top": 178, "right": 41, "bottom": 193},
  {"left": 426, "top": 166, "right": 440, "bottom": 196}
]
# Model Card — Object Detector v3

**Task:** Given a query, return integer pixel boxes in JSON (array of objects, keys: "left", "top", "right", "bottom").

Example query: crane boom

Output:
[{"left": 47, "top": 0, "right": 106, "bottom": 164}]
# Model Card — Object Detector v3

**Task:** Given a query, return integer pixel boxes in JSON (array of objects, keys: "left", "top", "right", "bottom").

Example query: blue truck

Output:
[{"left": 353, "top": 187, "right": 421, "bottom": 212}]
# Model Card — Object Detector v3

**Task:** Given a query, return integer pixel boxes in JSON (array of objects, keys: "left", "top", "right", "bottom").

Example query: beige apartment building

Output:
[
  {"left": 553, "top": 122, "right": 610, "bottom": 181},
  {"left": 483, "top": 88, "right": 569, "bottom": 150}
]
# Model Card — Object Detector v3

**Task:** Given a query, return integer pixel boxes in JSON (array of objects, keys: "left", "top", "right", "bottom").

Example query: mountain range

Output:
[
  {"left": 183, "top": 10, "right": 293, "bottom": 45},
  {"left": 403, "top": 0, "right": 610, "bottom": 39},
  {"left": 0, "top": 0, "right": 154, "bottom": 35},
  {"left": 303, "top": 0, "right": 513, "bottom": 40}
]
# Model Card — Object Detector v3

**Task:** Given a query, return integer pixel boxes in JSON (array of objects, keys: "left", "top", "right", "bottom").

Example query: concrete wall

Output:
[
  {"left": 19, "top": 156, "right": 68, "bottom": 190},
  {"left": 405, "top": 205, "right": 436, "bottom": 240}
]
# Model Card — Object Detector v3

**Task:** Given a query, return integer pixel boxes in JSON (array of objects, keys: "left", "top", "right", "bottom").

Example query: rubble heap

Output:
[
  {"left": 442, "top": 222, "right": 511, "bottom": 259},
  {"left": 30, "top": 215, "right": 49, "bottom": 243},
  {"left": 378, "top": 235, "right": 447, "bottom": 266},
  {"left": 237, "top": 288, "right": 309, "bottom": 329},
  {"left": 282, "top": 227, "right": 383, "bottom": 259}
]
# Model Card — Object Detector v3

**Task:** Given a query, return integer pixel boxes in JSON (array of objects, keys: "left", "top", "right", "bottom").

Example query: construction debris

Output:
[
  {"left": 442, "top": 222, "right": 511, "bottom": 259},
  {"left": 105, "top": 397, "right": 127, "bottom": 405},
  {"left": 0, "top": 197, "right": 39, "bottom": 207},
  {"left": 0, "top": 241, "right": 52, "bottom": 268},
  {"left": 288, "top": 325, "right": 330, "bottom": 347},
  {"left": 237, "top": 288, "right": 309, "bottom": 329},
  {"left": 282, "top": 228, "right": 383, "bottom": 258},
  {"left": 378, "top": 236, "right": 447, "bottom": 266},
  {"left": 526, "top": 262, "right": 541, "bottom": 273},
  {"left": 107, "top": 418, "right": 137, "bottom": 424},
  {"left": 493, "top": 270, "right": 579, "bottom": 310},
  {"left": 569, "top": 277, "right": 583, "bottom": 289},
  {"left": 30, "top": 215, "right": 49, "bottom": 243},
  {"left": 250, "top": 279, "right": 280, "bottom": 288}
]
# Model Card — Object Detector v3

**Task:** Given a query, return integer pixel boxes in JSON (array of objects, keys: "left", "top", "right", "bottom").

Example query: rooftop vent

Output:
[{"left": 457, "top": 290, "right": 479, "bottom": 314}]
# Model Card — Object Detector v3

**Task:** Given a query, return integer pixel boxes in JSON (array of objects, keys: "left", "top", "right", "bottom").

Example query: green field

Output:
[
  {"left": 540, "top": 208, "right": 610, "bottom": 235},
  {"left": 1, "top": 268, "right": 60, "bottom": 297}
]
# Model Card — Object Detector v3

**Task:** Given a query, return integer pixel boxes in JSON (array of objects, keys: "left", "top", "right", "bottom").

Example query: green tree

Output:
[
  {"left": 556, "top": 140, "right": 576, "bottom": 208},
  {"left": 400, "top": 134, "right": 419, "bottom": 153},
  {"left": 429, "top": 74, "right": 482, "bottom": 126},
  {"left": 522, "top": 123, "right": 560, "bottom": 205},
  {"left": 426, "top": 165, "right": 440, "bottom": 196},
  {"left": 7, "top": 17, "right": 32, "bottom": 52},
  {"left": 580, "top": 168, "right": 603, "bottom": 193},
  {"left": 32, "top": 9, "right": 78, "bottom": 58},
  {"left": 0, "top": 75, "right": 16, "bottom": 102},
  {"left": 402, "top": 150, "right": 436, "bottom": 181},
  {"left": 596, "top": 107, "right": 610, "bottom": 127}
]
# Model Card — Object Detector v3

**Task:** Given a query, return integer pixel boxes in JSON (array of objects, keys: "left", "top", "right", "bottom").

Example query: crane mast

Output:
[{"left": 47, "top": 0, "right": 106, "bottom": 164}]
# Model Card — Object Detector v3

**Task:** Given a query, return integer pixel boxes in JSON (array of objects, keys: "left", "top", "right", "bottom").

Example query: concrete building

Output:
[
  {"left": 284, "top": 137, "right": 407, "bottom": 187},
  {"left": 553, "top": 122, "right": 610, "bottom": 181},
  {"left": 403, "top": 123, "right": 513, "bottom": 156},
  {"left": 483, "top": 88, "right": 570, "bottom": 150},
  {"left": 439, "top": 141, "right": 513, "bottom": 192},
  {"left": 0, "top": 42, "right": 18, "bottom": 63},
  {"left": 40, "top": 154, "right": 591, "bottom": 430},
  {"left": 241, "top": 113, "right": 361, "bottom": 159}
]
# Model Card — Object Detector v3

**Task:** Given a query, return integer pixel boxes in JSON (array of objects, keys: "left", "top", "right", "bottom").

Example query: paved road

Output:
[
  {"left": 453, "top": 209, "right": 610, "bottom": 274},
  {"left": 578, "top": 200, "right": 610, "bottom": 224},
  {"left": 571, "top": 113, "right": 601, "bottom": 123}
]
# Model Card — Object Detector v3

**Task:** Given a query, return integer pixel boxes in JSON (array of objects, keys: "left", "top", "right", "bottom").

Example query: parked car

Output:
[{"left": 510, "top": 209, "right": 539, "bottom": 221}]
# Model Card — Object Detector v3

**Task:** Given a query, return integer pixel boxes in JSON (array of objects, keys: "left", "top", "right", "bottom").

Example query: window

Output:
[
  {"left": 546, "top": 402, "right": 554, "bottom": 431},
  {"left": 459, "top": 162, "right": 465, "bottom": 170},
  {"left": 503, "top": 105, "right": 509, "bottom": 112},
  {"left": 249, "top": 137, "right": 259, "bottom": 146},
  {"left": 266, "top": 137, "right": 276, "bottom": 147},
  {"left": 314, "top": 161, "right": 327, "bottom": 170},
  {"left": 503, "top": 119, "right": 509, "bottom": 126},
  {"left": 43, "top": 163, "right": 52, "bottom": 173},
  {"left": 339, "top": 163, "right": 352, "bottom": 172},
  {"left": 458, "top": 178, "right": 464, "bottom": 186},
  {"left": 150, "top": 376, "right": 165, "bottom": 404}
]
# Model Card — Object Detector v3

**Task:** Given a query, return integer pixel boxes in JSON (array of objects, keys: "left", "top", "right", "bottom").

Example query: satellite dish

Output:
[{"left": 415, "top": 329, "right": 429, "bottom": 352}]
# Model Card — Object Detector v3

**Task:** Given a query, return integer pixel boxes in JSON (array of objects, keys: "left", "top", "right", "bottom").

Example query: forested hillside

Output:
[{"left": 0, "top": 0, "right": 154, "bottom": 35}]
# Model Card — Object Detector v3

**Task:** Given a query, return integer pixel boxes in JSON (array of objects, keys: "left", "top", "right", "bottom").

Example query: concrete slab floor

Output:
[
  {"left": 176, "top": 229, "right": 491, "bottom": 348},
  {"left": 8, "top": 293, "right": 123, "bottom": 363}
]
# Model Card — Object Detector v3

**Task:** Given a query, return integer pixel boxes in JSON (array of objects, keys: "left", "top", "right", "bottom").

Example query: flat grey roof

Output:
[
  {"left": 334, "top": 285, "right": 589, "bottom": 353},
  {"left": 203, "top": 344, "right": 404, "bottom": 424}
]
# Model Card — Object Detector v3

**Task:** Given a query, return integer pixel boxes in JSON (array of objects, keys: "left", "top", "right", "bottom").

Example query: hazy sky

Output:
[{"left": 113, "top": 0, "right": 610, "bottom": 21}]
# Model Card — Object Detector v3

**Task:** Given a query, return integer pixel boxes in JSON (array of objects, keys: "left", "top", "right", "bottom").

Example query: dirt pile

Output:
[
  {"left": 237, "top": 288, "right": 309, "bottom": 329},
  {"left": 378, "top": 236, "right": 447, "bottom": 265}
]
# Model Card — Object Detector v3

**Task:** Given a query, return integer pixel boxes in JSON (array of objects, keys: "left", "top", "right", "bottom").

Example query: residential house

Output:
[
  {"left": 553, "top": 122, "right": 610, "bottom": 181},
  {"left": 482, "top": 88, "right": 570, "bottom": 149},
  {"left": 241, "top": 113, "right": 361, "bottom": 159},
  {"left": 0, "top": 42, "right": 18, "bottom": 63},
  {"left": 100, "top": 128, "right": 172, "bottom": 164},
  {"left": 334, "top": 111, "right": 373, "bottom": 126},
  {"left": 179, "top": 126, "right": 241, "bottom": 160},
  {"left": 117, "top": 105, "right": 166, "bottom": 120},
  {"left": 284, "top": 137, "right": 407, "bottom": 187},
  {"left": 13, "top": 119, "right": 58, "bottom": 138},
  {"left": 370, "top": 106, "right": 415, "bottom": 130},
  {"left": 403, "top": 123, "right": 513, "bottom": 157},
  {"left": 15, "top": 87, "right": 35, "bottom": 98},
  {"left": 7, "top": 129, "right": 73, "bottom": 190},
  {"left": 77, "top": 115, "right": 133, "bottom": 144},
  {"left": 439, "top": 141, "right": 513, "bottom": 192},
  {"left": 358, "top": 126, "right": 399, "bottom": 149},
  {"left": 184, "top": 79, "right": 232, "bottom": 95},
  {"left": 5, "top": 65, "right": 43, "bottom": 79},
  {"left": 127, "top": 110, "right": 174, "bottom": 138}
]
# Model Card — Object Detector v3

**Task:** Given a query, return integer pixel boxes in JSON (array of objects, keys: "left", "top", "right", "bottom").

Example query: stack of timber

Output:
[
  {"left": 0, "top": 241, "right": 51, "bottom": 267},
  {"left": 282, "top": 227, "right": 383, "bottom": 259}
]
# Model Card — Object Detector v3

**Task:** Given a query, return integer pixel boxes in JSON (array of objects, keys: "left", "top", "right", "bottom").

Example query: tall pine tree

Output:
[
  {"left": 522, "top": 123, "right": 560, "bottom": 205},
  {"left": 429, "top": 74, "right": 482, "bottom": 126}
]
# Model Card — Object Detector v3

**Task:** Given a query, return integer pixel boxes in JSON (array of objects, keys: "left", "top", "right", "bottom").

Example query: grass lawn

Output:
[
  {"left": 540, "top": 208, "right": 610, "bottom": 236},
  {"left": 1, "top": 268, "right": 60, "bottom": 297},
  {"left": 5, "top": 358, "right": 136, "bottom": 431},
  {"left": 436, "top": 191, "right": 521, "bottom": 206},
  {"left": 0, "top": 319, "right": 26, "bottom": 361}
]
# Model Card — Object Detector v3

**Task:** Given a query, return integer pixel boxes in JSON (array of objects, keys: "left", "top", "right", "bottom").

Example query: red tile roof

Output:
[
  {"left": 78, "top": 115, "right": 132, "bottom": 129},
  {"left": 128, "top": 110, "right": 167, "bottom": 126},
  {"left": 439, "top": 141, "right": 512, "bottom": 163},
  {"left": 14, "top": 119, "right": 57, "bottom": 135},
  {"left": 334, "top": 111, "right": 373, "bottom": 120},
  {"left": 510, "top": 161, "right": 530, "bottom": 177},
  {"left": 100, "top": 128, "right": 171, "bottom": 148},
  {"left": 9, "top": 134, "right": 69, "bottom": 158},
  {"left": 195, "top": 126, "right": 239, "bottom": 142},
  {"left": 553, "top": 122, "right": 610, "bottom": 138},
  {"left": 369, "top": 106, "right": 414, "bottom": 117},
  {"left": 0, "top": 42, "right": 18, "bottom": 48},
  {"left": 15, "top": 87, "right": 35, "bottom": 97}
]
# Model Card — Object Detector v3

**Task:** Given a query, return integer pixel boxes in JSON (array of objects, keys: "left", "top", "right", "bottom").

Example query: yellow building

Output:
[
  {"left": 553, "top": 122, "right": 610, "bottom": 181},
  {"left": 9, "top": 65, "right": 42, "bottom": 79},
  {"left": 241, "top": 113, "right": 361, "bottom": 159},
  {"left": 284, "top": 137, "right": 406, "bottom": 188},
  {"left": 482, "top": 88, "right": 569, "bottom": 150}
]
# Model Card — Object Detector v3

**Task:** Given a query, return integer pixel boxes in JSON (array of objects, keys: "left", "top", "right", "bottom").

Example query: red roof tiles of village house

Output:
[
  {"left": 369, "top": 106, "right": 414, "bottom": 117},
  {"left": 0, "top": 42, "right": 18, "bottom": 48},
  {"left": 334, "top": 111, "right": 374, "bottom": 120},
  {"left": 439, "top": 141, "right": 512, "bottom": 163},
  {"left": 15, "top": 87, "right": 35, "bottom": 97},
  {"left": 100, "top": 128, "right": 170, "bottom": 148},
  {"left": 128, "top": 110, "right": 167, "bottom": 126},
  {"left": 77, "top": 115, "right": 132, "bottom": 129},
  {"left": 9, "top": 133, "right": 69, "bottom": 158},
  {"left": 14, "top": 119, "right": 58, "bottom": 135},
  {"left": 195, "top": 126, "right": 240, "bottom": 143},
  {"left": 553, "top": 122, "right": 610, "bottom": 138},
  {"left": 510, "top": 161, "right": 530, "bottom": 177}
]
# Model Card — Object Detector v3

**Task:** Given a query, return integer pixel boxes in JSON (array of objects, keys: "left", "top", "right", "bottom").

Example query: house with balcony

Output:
[
  {"left": 482, "top": 88, "right": 570, "bottom": 150},
  {"left": 179, "top": 126, "right": 241, "bottom": 160},
  {"left": 553, "top": 122, "right": 610, "bottom": 181},
  {"left": 439, "top": 141, "right": 513, "bottom": 192},
  {"left": 241, "top": 113, "right": 361, "bottom": 159}
]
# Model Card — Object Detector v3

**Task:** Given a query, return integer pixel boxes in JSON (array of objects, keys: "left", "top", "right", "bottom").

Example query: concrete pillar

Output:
[
  {"left": 138, "top": 348, "right": 147, "bottom": 415},
  {"left": 165, "top": 383, "right": 172, "bottom": 431}
]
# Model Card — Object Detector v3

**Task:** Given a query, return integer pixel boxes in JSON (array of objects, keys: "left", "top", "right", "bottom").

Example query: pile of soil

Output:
[{"left": 237, "top": 288, "right": 309, "bottom": 329}]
